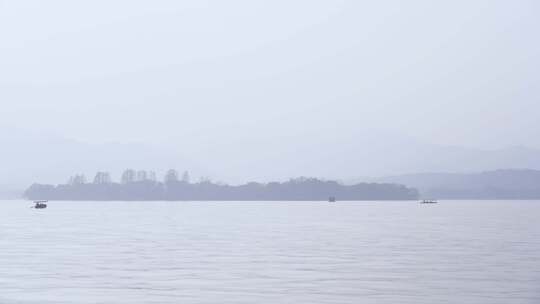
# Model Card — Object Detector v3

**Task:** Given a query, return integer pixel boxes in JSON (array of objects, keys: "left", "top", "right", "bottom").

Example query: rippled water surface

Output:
[{"left": 1, "top": 200, "right": 539, "bottom": 303}]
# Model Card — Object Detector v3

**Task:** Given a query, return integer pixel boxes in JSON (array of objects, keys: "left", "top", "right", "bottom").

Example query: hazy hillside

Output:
[
  {"left": 152, "top": 127, "right": 540, "bottom": 184},
  {"left": 3, "top": 125, "right": 540, "bottom": 198},
  {"left": 0, "top": 126, "right": 203, "bottom": 193},
  {"left": 378, "top": 169, "right": 540, "bottom": 199}
]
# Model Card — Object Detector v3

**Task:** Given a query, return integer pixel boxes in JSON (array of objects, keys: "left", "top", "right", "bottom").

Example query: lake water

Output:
[{"left": 0, "top": 200, "right": 539, "bottom": 303}]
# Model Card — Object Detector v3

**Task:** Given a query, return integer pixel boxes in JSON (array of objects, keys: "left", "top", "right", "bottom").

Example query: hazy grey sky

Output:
[{"left": 1, "top": 0, "right": 539, "bottom": 151}]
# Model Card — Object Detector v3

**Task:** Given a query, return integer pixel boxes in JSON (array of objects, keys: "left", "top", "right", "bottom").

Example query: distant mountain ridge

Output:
[
  {"left": 3, "top": 124, "right": 540, "bottom": 196},
  {"left": 377, "top": 169, "right": 540, "bottom": 199}
]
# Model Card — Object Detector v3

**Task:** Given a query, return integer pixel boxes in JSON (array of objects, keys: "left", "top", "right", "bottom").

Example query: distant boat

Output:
[
  {"left": 33, "top": 200, "right": 48, "bottom": 209},
  {"left": 328, "top": 196, "right": 336, "bottom": 202},
  {"left": 420, "top": 199, "right": 438, "bottom": 204}
]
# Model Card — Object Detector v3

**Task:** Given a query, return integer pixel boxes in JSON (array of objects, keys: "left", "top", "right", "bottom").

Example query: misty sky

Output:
[{"left": 1, "top": 0, "right": 539, "bottom": 152}]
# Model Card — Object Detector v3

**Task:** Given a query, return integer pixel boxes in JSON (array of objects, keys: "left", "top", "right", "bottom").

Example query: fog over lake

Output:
[
  {"left": 1, "top": 1, "right": 539, "bottom": 188},
  {"left": 0, "top": 1, "right": 539, "bottom": 303}
]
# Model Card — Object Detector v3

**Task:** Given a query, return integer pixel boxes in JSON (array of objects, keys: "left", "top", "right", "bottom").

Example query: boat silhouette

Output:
[{"left": 33, "top": 200, "right": 48, "bottom": 209}]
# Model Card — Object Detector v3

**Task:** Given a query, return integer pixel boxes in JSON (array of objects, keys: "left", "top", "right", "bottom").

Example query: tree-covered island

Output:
[{"left": 24, "top": 169, "right": 419, "bottom": 201}]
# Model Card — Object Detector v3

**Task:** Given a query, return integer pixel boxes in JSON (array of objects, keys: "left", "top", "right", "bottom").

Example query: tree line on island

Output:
[{"left": 24, "top": 169, "right": 419, "bottom": 201}]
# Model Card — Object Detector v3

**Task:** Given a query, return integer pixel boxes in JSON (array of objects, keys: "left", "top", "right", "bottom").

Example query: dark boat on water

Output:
[
  {"left": 420, "top": 199, "right": 438, "bottom": 204},
  {"left": 33, "top": 200, "right": 48, "bottom": 209},
  {"left": 328, "top": 196, "right": 336, "bottom": 202}
]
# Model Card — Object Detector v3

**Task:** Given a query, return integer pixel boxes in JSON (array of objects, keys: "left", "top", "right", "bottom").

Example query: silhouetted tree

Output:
[
  {"left": 148, "top": 171, "right": 157, "bottom": 182},
  {"left": 121, "top": 169, "right": 136, "bottom": 184},
  {"left": 93, "top": 172, "right": 111, "bottom": 184},
  {"left": 137, "top": 170, "right": 148, "bottom": 181},
  {"left": 68, "top": 174, "right": 86, "bottom": 185},
  {"left": 182, "top": 171, "right": 191, "bottom": 183},
  {"left": 164, "top": 169, "right": 179, "bottom": 183},
  {"left": 199, "top": 176, "right": 211, "bottom": 183}
]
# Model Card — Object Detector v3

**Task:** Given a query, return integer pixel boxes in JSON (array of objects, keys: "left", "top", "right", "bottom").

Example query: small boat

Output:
[
  {"left": 33, "top": 200, "right": 48, "bottom": 209},
  {"left": 328, "top": 196, "right": 336, "bottom": 202},
  {"left": 420, "top": 199, "right": 438, "bottom": 204}
]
